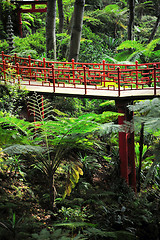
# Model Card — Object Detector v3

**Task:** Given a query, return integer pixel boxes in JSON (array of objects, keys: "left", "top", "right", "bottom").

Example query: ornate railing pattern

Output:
[{"left": 0, "top": 51, "right": 160, "bottom": 96}]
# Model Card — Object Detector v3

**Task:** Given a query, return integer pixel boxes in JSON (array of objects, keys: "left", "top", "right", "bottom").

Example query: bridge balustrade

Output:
[{"left": 0, "top": 52, "right": 160, "bottom": 96}]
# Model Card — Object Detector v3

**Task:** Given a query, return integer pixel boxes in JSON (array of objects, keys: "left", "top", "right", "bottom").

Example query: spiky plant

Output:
[
  {"left": 1, "top": 92, "right": 119, "bottom": 210},
  {"left": 27, "top": 93, "right": 106, "bottom": 210}
]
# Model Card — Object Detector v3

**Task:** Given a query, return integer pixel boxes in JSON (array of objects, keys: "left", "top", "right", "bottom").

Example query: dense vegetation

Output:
[{"left": 0, "top": 0, "right": 160, "bottom": 239}]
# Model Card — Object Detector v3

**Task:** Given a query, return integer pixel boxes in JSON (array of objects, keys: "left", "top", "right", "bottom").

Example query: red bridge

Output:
[
  {"left": 1, "top": 51, "right": 160, "bottom": 191},
  {"left": 1, "top": 51, "right": 160, "bottom": 99}
]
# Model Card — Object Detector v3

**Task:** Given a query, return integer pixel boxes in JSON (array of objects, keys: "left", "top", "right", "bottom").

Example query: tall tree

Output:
[
  {"left": 68, "top": 0, "right": 85, "bottom": 62},
  {"left": 148, "top": 15, "right": 160, "bottom": 43},
  {"left": 147, "top": 0, "right": 160, "bottom": 43},
  {"left": 128, "top": 0, "right": 135, "bottom": 40},
  {"left": 57, "top": 0, "right": 64, "bottom": 33},
  {"left": 46, "top": 0, "right": 57, "bottom": 59}
]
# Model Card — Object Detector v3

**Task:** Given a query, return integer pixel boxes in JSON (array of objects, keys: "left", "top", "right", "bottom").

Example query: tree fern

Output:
[
  {"left": 1, "top": 92, "right": 119, "bottom": 209},
  {"left": 116, "top": 39, "right": 160, "bottom": 62},
  {"left": 27, "top": 93, "right": 110, "bottom": 209},
  {"left": 128, "top": 99, "right": 160, "bottom": 188}
]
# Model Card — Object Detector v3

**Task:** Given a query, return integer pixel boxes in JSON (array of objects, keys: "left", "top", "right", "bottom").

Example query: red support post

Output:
[
  {"left": 28, "top": 55, "right": 31, "bottom": 79},
  {"left": 83, "top": 65, "right": 87, "bottom": 95},
  {"left": 102, "top": 59, "right": 106, "bottom": 86},
  {"left": 135, "top": 60, "right": 138, "bottom": 89},
  {"left": 116, "top": 100, "right": 136, "bottom": 191},
  {"left": 3, "top": 60, "right": 6, "bottom": 81},
  {"left": 16, "top": 62, "right": 19, "bottom": 75},
  {"left": 117, "top": 67, "right": 120, "bottom": 96},
  {"left": 16, "top": 63, "right": 20, "bottom": 88},
  {"left": 153, "top": 64, "right": 156, "bottom": 95},
  {"left": 14, "top": 53, "right": 17, "bottom": 65},
  {"left": 32, "top": 3, "right": 36, "bottom": 11},
  {"left": 43, "top": 57, "right": 46, "bottom": 80},
  {"left": 52, "top": 64, "right": 55, "bottom": 93},
  {"left": 2, "top": 51, "right": 4, "bottom": 61},
  {"left": 72, "top": 59, "right": 75, "bottom": 82}
]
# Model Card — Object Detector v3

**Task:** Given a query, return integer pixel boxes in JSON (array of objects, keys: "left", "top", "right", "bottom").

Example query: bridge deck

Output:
[
  {"left": 23, "top": 84, "right": 160, "bottom": 100},
  {"left": 1, "top": 79, "right": 159, "bottom": 100}
]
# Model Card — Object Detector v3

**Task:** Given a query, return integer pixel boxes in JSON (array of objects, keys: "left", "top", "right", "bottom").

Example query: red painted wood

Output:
[
  {"left": 1, "top": 52, "right": 160, "bottom": 90},
  {"left": 1, "top": 52, "right": 160, "bottom": 191},
  {"left": 116, "top": 100, "right": 136, "bottom": 191},
  {"left": 11, "top": 0, "right": 47, "bottom": 36},
  {"left": 1, "top": 52, "right": 160, "bottom": 96}
]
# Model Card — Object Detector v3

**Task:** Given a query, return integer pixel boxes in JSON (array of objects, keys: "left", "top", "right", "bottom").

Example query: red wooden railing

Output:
[{"left": 0, "top": 51, "right": 160, "bottom": 97}]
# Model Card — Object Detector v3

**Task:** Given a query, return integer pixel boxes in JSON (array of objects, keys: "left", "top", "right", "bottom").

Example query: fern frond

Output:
[
  {"left": 28, "top": 92, "right": 53, "bottom": 122},
  {"left": 3, "top": 144, "right": 44, "bottom": 156},
  {"left": 104, "top": 4, "right": 120, "bottom": 13},
  {"left": 117, "top": 40, "right": 144, "bottom": 51},
  {"left": 63, "top": 160, "right": 84, "bottom": 198},
  {"left": 127, "top": 50, "right": 144, "bottom": 62},
  {"left": 0, "top": 111, "right": 33, "bottom": 138},
  {"left": 144, "top": 38, "right": 160, "bottom": 57},
  {"left": 129, "top": 98, "right": 160, "bottom": 132}
]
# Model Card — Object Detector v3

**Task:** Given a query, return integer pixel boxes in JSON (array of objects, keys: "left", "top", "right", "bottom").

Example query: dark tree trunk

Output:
[
  {"left": 137, "top": 0, "right": 144, "bottom": 20},
  {"left": 48, "top": 174, "right": 57, "bottom": 211},
  {"left": 147, "top": 15, "right": 160, "bottom": 44},
  {"left": 46, "top": 0, "right": 56, "bottom": 60},
  {"left": 68, "top": 0, "right": 85, "bottom": 62},
  {"left": 128, "top": 0, "right": 135, "bottom": 40},
  {"left": 57, "top": 0, "right": 64, "bottom": 33}
]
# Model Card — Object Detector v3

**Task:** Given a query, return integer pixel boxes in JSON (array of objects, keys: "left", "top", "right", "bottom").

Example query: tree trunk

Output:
[
  {"left": 147, "top": 15, "right": 160, "bottom": 44},
  {"left": 68, "top": 0, "right": 85, "bottom": 62},
  {"left": 128, "top": 0, "right": 135, "bottom": 40},
  {"left": 0, "top": 3, "right": 3, "bottom": 36},
  {"left": 137, "top": 0, "right": 144, "bottom": 20},
  {"left": 46, "top": 0, "right": 56, "bottom": 60},
  {"left": 57, "top": 0, "right": 64, "bottom": 33},
  {"left": 48, "top": 173, "right": 57, "bottom": 211}
]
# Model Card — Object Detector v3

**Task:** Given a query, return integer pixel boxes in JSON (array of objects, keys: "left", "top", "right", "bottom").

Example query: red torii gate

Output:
[{"left": 11, "top": 0, "right": 47, "bottom": 37}]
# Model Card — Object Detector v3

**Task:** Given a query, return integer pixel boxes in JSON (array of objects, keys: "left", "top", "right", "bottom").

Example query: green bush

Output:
[
  {"left": 13, "top": 29, "right": 46, "bottom": 58},
  {"left": 0, "top": 40, "right": 9, "bottom": 53}
]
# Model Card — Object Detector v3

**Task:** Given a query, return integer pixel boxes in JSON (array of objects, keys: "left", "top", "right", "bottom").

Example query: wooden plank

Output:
[
  {"left": 1, "top": 78, "right": 160, "bottom": 100},
  {"left": 19, "top": 83, "right": 160, "bottom": 100}
]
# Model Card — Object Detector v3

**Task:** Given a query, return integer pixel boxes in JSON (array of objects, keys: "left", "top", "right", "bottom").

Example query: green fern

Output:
[
  {"left": 128, "top": 99, "right": 160, "bottom": 188},
  {"left": 116, "top": 39, "right": 160, "bottom": 62},
  {"left": 129, "top": 98, "right": 160, "bottom": 132},
  {"left": 145, "top": 38, "right": 160, "bottom": 57},
  {"left": 1, "top": 93, "right": 118, "bottom": 209},
  {"left": 0, "top": 111, "right": 33, "bottom": 142},
  {"left": 117, "top": 40, "right": 144, "bottom": 51},
  {"left": 27, "top": 93, "right": 107, "bottom": 208}
]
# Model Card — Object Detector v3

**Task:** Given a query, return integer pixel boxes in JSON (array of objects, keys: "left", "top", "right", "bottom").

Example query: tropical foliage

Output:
[{"left": 0, "top": 0, "right": 160, "bottom": 239}]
